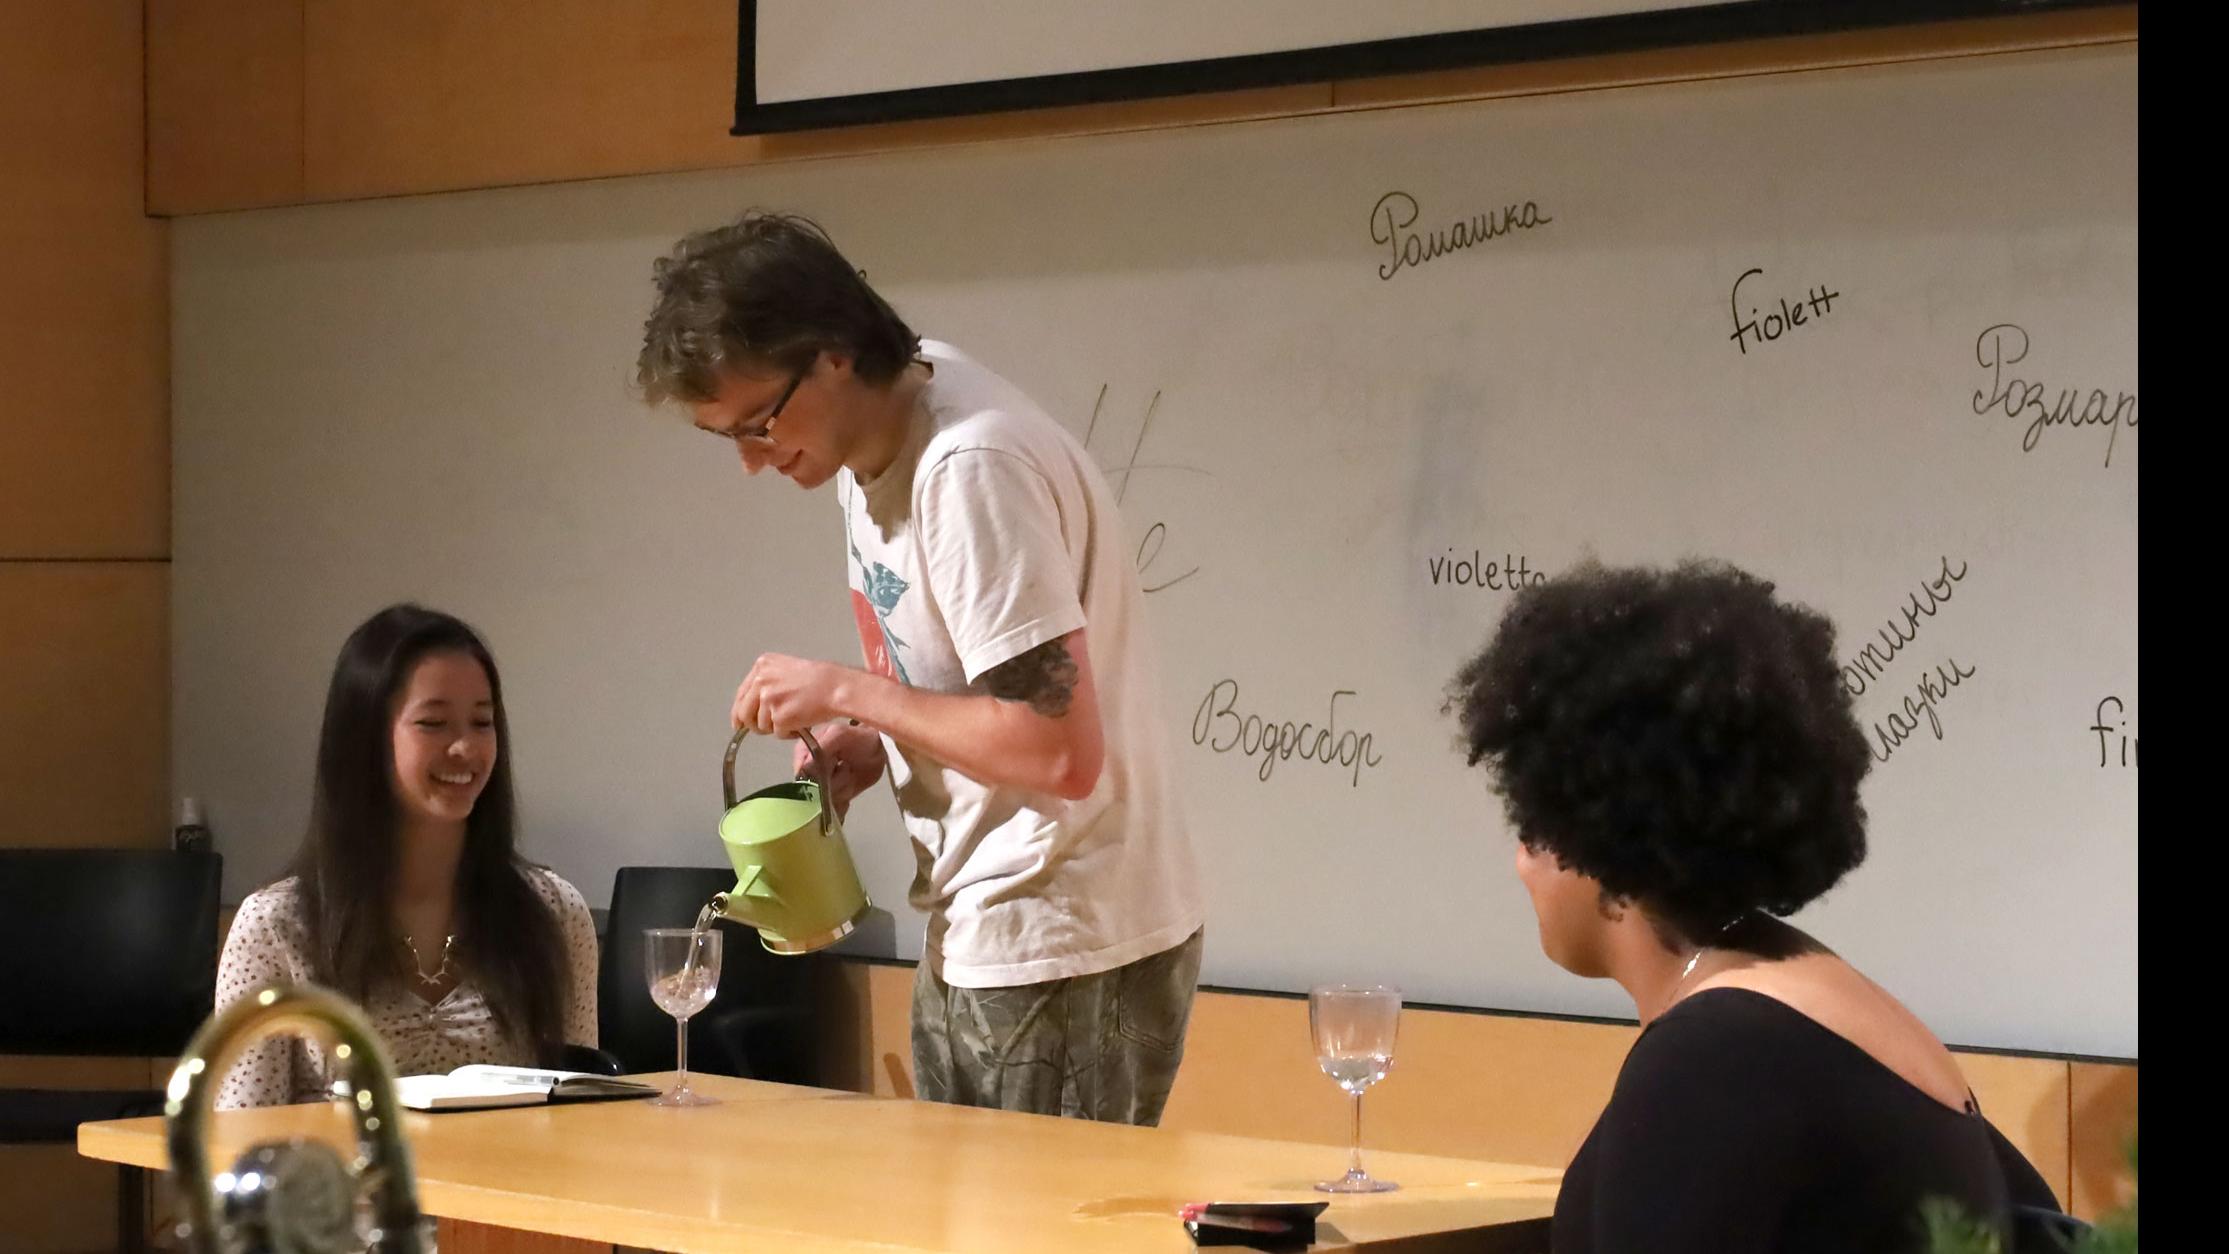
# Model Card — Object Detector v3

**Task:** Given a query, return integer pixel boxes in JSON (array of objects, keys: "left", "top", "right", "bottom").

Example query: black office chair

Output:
[
  {"left": 0, "top": 848, "right": 223, "bottom": 1254},
  {"left": 598, "top": 866, "right": 830, "bottom": 1087},
  {"left": 555, "top": 1043, "right": 625, "bottom": 1076},
  {"left": 2010, "top": 1204, "right": 2094, "bottom": 1253},
  {"left": 1974, "top": 1114, "right": 2095, "bottom": 1254}
]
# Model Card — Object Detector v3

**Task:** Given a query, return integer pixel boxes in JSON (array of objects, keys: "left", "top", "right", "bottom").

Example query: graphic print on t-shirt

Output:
[{"left": 847, "top": 534, "right": 912, "bottom": 685}]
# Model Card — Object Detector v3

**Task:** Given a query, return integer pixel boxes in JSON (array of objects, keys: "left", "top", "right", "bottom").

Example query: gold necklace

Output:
[
  {"left": 1666, "top": 913, "right": 1751, "bottom": 1006},
  {"left": 401, "top": 934, "right": 457, "bottom": 988}
]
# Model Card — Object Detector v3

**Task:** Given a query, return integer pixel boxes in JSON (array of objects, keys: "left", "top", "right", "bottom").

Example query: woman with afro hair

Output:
[{"left": 1448, "top": 559, "right": 2060, "bottom": 1253}]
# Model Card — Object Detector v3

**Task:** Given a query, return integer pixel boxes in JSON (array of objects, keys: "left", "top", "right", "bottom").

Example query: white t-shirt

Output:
[{"left": 839, "top": 341, "right": 1203, "bottom": 987}]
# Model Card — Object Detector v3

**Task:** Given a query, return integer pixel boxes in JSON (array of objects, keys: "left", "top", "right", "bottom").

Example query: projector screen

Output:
[{"left": 735, "top": 0, "right": 2117, "bottom": 133}]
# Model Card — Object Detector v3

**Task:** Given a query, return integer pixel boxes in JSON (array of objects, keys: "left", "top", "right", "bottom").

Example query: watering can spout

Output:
[
  {"left": 709, "top": 889, "right": 744, "bottom": 924},
  {"left": 709, "top": 866, "right": 778, "bottom": 927}
]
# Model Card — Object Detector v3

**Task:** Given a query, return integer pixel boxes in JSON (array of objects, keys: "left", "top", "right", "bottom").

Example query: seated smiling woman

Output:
[
  {"left": 213, "top": 604, "right": 599, "bottom": 1108},
  {"left": 1446, "top": 559, "right": 2059, "bottom": 1254}
]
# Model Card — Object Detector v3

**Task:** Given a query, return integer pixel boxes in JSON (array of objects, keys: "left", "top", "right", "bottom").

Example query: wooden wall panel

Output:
[
  {"left": 301, "top": 0, "right": 744, "bottom": 201},
  {"left": 0, "top": 2, "right": 167, "bottom": 558},
  {"left": 0, "top": 565, "right": 170, "bottom": 849},
  {"left": 2069, "top": 1060, "right": 2138, "bottom": 1222},
  {"left": 297, "top": 0, "right": 1331, "bottom": 205},
  {"left": 1959, "top": 1051, "right": 2073, "bottom": 1212},
  {"left": 146, "top": 0, "right": 306, "bottom": 214},
  {"left": 0, "top": 1145, "right": 119, "bottom": 1253}
]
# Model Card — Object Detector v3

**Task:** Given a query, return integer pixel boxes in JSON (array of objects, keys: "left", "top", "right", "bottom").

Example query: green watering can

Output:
[{"left": 710, "top": 726, "right": 874, "bottom": 954}]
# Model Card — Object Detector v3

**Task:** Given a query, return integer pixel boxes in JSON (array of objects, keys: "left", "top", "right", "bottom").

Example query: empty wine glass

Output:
[
  {"left": 1310, "top": 983, "right": 1401, "bottom": 1193},
  {"left": 643, "top": 927, "right": 722, "bottom": 1107}
]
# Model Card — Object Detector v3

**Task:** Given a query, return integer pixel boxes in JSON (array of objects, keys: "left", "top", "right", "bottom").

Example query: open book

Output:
[{"left": 391, "top": 1064, "right": 657, "bottom": 1112}]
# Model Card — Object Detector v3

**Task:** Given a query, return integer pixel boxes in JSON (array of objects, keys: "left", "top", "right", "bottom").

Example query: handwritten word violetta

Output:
[{"left": 1728, "top": 267, "right": 1841, "bottom": 355}]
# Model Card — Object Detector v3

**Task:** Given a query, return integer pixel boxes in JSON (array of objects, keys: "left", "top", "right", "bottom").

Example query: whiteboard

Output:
[{"left": 174, "top": 44, "right": 2137, "bottom": 1057}]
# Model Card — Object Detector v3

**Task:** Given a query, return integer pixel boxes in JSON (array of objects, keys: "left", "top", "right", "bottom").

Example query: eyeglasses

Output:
[{"left": 733, "top": 366, "right": 808, "bottom": 447}]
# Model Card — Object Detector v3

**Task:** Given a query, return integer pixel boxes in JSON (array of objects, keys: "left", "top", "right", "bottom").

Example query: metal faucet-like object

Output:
[{"left": 164, "top": 983, "right": 432, "bottom": 1254}]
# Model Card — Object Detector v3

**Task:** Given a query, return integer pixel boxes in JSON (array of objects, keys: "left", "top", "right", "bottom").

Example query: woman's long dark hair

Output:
[{"left": 286, "top": 604, "right": 568, "bottom": 1060}]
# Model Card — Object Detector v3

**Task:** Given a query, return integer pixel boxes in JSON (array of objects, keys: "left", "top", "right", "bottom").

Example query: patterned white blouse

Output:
[{"left": 212, "top": 867, "right": 600, "bottom": 1109}]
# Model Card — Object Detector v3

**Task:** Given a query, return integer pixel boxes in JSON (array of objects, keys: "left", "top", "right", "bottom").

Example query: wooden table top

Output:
[{"left": 81, "top": 1072, "right": 1559, "bottom": 1252}]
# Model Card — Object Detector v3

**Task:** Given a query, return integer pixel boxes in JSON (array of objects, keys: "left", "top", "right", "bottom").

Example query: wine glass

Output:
[
  {"left": 643, "top": 927, "right": 722, "bottom": 1107},
  {"left": 1310, "top": 983, "right": 1401, "bottom": 1193}
]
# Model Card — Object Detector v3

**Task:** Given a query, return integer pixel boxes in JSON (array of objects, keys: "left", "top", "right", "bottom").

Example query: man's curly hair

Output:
[
  {"left": 1447, "top": 559, "right": 1872, "bottom": 945},
  {"left": 637, "top": 210, "right": 921, "bottom": 406}
]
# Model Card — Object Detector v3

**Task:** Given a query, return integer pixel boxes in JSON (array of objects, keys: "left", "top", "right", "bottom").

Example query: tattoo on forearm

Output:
[{"left": 984, "top": 638, "right": 1079, "bottom": 718}]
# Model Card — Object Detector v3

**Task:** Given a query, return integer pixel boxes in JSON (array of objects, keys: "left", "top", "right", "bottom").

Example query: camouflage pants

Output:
[{"left": 911, "top": 929, "right": 1203, "bottom": 1126}]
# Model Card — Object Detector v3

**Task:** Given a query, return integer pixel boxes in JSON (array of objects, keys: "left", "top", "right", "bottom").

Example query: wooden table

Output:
[{"left": 80, "top": 1073, "right": 1558, "bottom": 1252}]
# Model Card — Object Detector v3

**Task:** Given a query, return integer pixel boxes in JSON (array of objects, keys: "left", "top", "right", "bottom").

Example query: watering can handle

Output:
[{"left": 724, "top": 726, "right": 835, "bottom": 838}]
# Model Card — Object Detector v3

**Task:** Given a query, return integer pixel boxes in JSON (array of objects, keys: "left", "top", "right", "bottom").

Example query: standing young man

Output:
[{"left": 636, "top": 212, "right": 1204, "bottom": 1125}]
